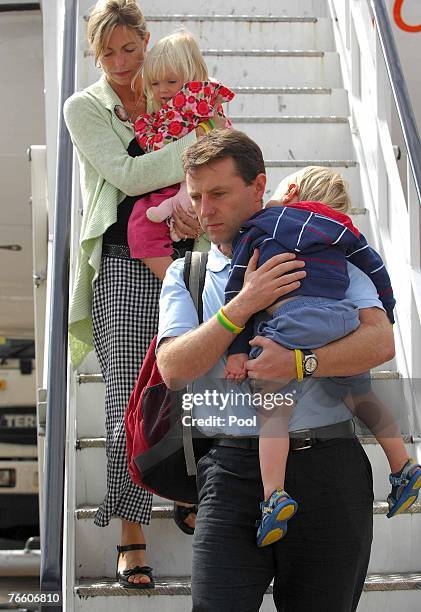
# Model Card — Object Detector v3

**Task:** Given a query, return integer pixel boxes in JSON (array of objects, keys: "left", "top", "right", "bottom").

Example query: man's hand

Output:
[
  {"left": 245, "top": 307, "right": 395, "bottom": 383},
  {"left": 226, "top": 250, "right": 306, "bottom": 327},
  {"left": 245, "top": 337, "right": 295, "bottom": 382}
]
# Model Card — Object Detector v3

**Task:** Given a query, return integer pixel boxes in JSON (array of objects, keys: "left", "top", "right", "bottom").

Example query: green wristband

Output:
[
  {"left": 217, "top": 309, "right": 238, "bottom": 333},
  {"left": 208, "top": 118, "right": 216, "bottom": 130}
]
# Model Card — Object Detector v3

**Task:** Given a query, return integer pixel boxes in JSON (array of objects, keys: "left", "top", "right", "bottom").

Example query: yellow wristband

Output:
[
  {"left": 198, "top": 121, "right": 211, "bottom": 134},
  {"left": 295, "top": 349, "right": 304, "bottom": 382},
  {"left": 216, "top": 307, "right": 245, "bottom": 334}
]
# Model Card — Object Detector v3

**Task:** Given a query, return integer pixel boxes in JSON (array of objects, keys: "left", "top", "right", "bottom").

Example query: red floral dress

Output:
[
  {"left": 128, "top": 81, "right": 234, "bottom": 259},
  {"left": 134, "top": 80, "right": 234, "bottom": 152}
]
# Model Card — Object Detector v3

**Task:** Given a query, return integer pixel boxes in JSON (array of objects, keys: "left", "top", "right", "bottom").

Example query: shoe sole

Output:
[
  {"left": 257, "top": 501, "right": 298, "bottom": 547},
  {"left": 387, "top": 472, "right": 421, "bottom": 518}
]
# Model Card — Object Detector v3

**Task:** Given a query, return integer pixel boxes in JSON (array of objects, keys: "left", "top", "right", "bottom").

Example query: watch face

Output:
[{"left": 304, "top": 356, "right": 318, "bottom": 374}]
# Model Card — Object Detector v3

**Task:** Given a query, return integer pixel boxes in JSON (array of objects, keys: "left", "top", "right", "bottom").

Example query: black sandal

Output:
[
  {"left": 173, "top": 502, "right": 198, "bottom": 535},
  {"left": 116, "top": 544, "right": 155, "bottom": 589}
]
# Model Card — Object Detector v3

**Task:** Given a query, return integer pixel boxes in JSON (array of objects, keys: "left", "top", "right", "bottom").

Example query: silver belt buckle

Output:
[{"left": 291, "top": 428, "right": 313, "bottom": 451}]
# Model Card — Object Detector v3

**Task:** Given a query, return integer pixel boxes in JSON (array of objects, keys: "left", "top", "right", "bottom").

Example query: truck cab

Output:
[{"left": 0, "top": 338, "right": 38, "bottom": 537}]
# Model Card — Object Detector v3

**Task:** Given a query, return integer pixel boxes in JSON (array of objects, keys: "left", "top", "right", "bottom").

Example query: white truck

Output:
[{"left": 0, "top": 339, "right": 38, "bottom": 536}]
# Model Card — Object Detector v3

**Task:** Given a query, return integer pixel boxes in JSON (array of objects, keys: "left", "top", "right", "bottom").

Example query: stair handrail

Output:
[
  {"left": 370, "top": 0, "right": 421, "bottom": 205},
  {"left": 40, "top": 0, "right": 76, "bottom": 607}
]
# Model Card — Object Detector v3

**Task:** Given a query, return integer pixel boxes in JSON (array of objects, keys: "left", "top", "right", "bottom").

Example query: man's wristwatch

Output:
[{"left": 302, "top": 349, "right": 318, "bottom": 377}]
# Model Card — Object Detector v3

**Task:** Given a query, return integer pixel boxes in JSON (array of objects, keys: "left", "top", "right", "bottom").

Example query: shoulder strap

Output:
[
  {"left": 183, "top": 251, "right": 208, "bottom": 323},
  {"left": 182, "top": 250, "right": 209, "bottom": 477}
]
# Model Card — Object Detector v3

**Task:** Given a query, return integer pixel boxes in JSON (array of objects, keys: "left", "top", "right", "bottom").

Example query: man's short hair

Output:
[{"left": 182, "top": 129, "right": 266, "bottom": 185}]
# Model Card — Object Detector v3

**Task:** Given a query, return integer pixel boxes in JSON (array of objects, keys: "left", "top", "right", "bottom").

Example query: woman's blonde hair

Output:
[
  {"left": 297, "top": 166, "right": 352, "bottom": 213},
  {"left": 87, "top": 0, "right": 148, "bottom": 63},
  {"left": 143, "top": 31, "right": 209, "bottom": 111}
]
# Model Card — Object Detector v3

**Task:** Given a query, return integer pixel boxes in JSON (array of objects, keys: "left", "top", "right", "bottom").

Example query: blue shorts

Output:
[{"left": 249, "top": 296, "right": 370, "bottom": 397}]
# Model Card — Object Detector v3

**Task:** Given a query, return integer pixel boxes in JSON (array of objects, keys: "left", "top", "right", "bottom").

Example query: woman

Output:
[{"left": 64, "top": 0, "right": 222, "bottom": 589}]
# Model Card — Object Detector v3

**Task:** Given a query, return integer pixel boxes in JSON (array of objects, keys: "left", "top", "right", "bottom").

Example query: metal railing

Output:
[
  {"left": 40, "top": 0, "right": 76, "bottom": 609},
  {"left": 371, "top": 0, "right": 421, "bottom": 205}
]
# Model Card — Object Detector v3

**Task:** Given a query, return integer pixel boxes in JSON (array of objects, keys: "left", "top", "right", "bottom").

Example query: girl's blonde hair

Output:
[
  {"left": 143, "top": 31, "right": 209, "bottom": 111},
  {"left": 87, "top": 0, "right": 148, "bottom": 64},
  {"left": 297, "top": 166, "right": 352, "bottom": 213}
]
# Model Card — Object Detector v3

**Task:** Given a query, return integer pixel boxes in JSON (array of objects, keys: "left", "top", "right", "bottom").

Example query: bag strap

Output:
[
  {"left": 183, "top": 251, "right": 208, "bottom": 324},
  {"left": 182, "top": 251, "right": 208, "bottom": 476}
]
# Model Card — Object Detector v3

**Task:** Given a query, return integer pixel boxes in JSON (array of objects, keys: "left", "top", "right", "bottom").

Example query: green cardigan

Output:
[{"left": 64, "top": 75, "right": 196, "bottom": 368}]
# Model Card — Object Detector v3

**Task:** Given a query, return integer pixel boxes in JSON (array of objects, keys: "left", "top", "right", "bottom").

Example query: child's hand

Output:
[{"left": 224, "top": 353, "right": 248, "bottom": 382}]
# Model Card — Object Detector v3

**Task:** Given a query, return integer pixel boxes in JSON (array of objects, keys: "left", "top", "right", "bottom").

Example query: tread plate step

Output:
[
  {"left": 75, "top": 434, "right": 415, "bottom": 450},
  {"left": 83, "top": 15, "right": 320, "bottom": 23},
  {"left": 84, "top": 49, "right": 325, "bottom": 58},
  {"left": 146, "top": 15, "right": 320, "bottom": 23},
  {"left": 232, "top": 115, "right": 348, "bottom": 123},
  {"left": 75, "top": 501, "right": 421, "bottom": 520},
  {"left": 76, "top": 370, "right": 399, "bottom": 384},
  {"left": 75, "top": 574, "right": 421, "bottom": 597},
  {"left": 265, "top": 160, "right": 357, "bottom": 167}
]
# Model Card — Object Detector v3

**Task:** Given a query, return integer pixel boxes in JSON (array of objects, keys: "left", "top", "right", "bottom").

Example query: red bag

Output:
[{"left": 125, "top": 252, "right": 211, "bottom": 504}]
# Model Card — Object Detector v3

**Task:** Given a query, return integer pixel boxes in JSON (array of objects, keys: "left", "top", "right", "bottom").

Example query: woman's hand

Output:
[{"left": 172, "top": 202, "right": 202, "bottom": 240}]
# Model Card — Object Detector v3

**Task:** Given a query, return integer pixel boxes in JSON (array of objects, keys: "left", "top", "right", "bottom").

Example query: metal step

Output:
[
  {"left": 145, "top": 17, "right": 334, "bottom": 52},
  {"left": 82, "top": 51, "right": 343, "bottom": 89},
  {"left": 78, "top": 574, "right": 421, "bottom": 591},
  {"left": 81, "top": 0, "right": 329, "bottom": 18},
  {"left": 227, "top": 88, "right": 349, "bottom": 116},
  {"left": 231, "top": 115, "right": 348, "bottom": 123},
  {"left": 265, "top": 160, "right": 357, "bottom": 166},
  {"left": 75, "top": 370, "right": 399, "bottom": 385},
  {"left": 84, "top": 48, "right": 326, "bottom": 58},
  {"left": 231, "top": 121, "right": 353, "bottom": 159},
  {"left": 74, "top": 434, "right": 416, "bottom": 505},
  {"left": 141, "top": 0, "right": 328, "bottom": 17},
  {"left": 73, "top": 502, "right": 421, "bottom": 577},
  {"left": 74, "top": 574, "right": 421, "bottom": 612},
  {"left": 74, "top": 501, "right": 421, "bottom": 521}
]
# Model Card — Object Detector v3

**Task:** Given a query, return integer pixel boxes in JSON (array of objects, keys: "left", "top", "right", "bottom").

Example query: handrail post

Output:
[{"left": 40, "top": 0, "right": 76, "bottom": 609}]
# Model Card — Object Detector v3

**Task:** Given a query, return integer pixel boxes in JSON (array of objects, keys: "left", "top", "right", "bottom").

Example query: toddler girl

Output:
[{"left": 128, "top": 31, "right": 234, "bottom": 279}]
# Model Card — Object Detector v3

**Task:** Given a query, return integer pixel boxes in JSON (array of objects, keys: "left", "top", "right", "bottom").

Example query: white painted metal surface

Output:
[
  {"left": 0, "top": 549, "right": 40, "bottom": 577},
  {"left": 145, "top": 17, "right": 335, "bottom": 51},
  {"left": 0, "top": 8, "right": 45, "bottom": 338},
  {"left": 330, "top": 0, "right": 421, "bottom": 383}
]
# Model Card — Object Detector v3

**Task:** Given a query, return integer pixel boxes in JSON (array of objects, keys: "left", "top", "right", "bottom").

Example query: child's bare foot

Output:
[{"left": 225, "top": 353, "right": 248, "bottom": 381}]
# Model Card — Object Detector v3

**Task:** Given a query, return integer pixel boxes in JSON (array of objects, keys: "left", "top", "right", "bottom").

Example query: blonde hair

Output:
[
  {"left": 296, "top": 166, "right": 351, "bottom": 213},
  {"left": 143, "top": 31, "right": 209, "bottom": 111},
  {"left": 87, "top": 0, "right": 148, "bottom": 64},
  {"left": 272, "top": 167, "right": 351, "bottom": 213}
]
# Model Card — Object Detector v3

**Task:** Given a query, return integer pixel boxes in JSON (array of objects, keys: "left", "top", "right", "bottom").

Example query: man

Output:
[{"left": 157, "top": 130, "right": 394, "bottom": 611}]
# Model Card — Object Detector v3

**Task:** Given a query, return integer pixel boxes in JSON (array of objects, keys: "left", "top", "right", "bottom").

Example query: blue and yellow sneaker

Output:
[
  {"left": 387, "top": 459, "right": 421, "bottom": 518},
  {"left": 256, "top": 489, "right": 298, "bottom": 547}
]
